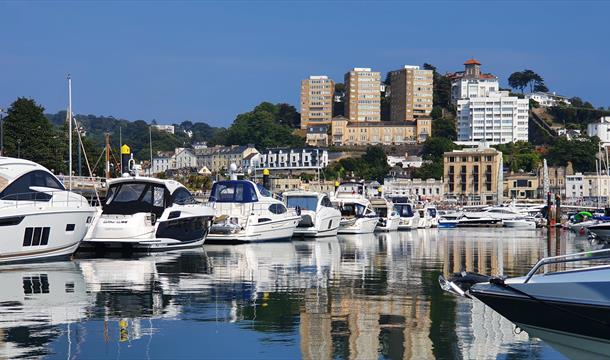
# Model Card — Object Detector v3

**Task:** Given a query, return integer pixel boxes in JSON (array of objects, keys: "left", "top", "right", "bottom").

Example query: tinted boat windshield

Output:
[
  {"left": 104, "top": 182, "right": 167, "bottom": 216},
  {"left": 394, "top": 204, "right": 414, "bottom": 217},
  {"left": 427, "top": 208, "right": 437, "bottom": 217},
  {"left": 286, "top": 196, "right": 318, "bottom": 211},
  {"left": 341, "top": 203, "right": 366, "bottom": 217}
]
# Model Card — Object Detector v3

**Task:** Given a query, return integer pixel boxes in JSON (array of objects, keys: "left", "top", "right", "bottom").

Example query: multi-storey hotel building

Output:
[
  {"left": 344, "top": 68, "right": 381, "bottom": 122},
  {"left": 389, "top": 65, "right": 433, "bottom": 121},
  {"left": 300, "top": 75, "right": 334, "bottom": 129}
]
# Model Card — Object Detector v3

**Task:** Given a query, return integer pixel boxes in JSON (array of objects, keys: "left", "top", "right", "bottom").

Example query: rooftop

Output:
[{"left": 464, "top": 58, "right": 481, "bottom": 65}]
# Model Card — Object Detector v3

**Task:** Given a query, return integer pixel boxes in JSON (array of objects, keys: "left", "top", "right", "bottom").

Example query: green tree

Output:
[
  {"left": 412, "top": 161, "right": 443, "bottom": 180},
  {"left": 421, "top": 137, "right": 459, "bottom": 160},
  {"left": 4, "top": 98, "right": 66, "bottom": 172},
  {"left": 547, "top": 136, "right": 600, "bottom": 172},
  {"left": 223, "top": 102, "right": 305, "bottom": 148},
  {"left": 431, "top": 116, "right": 457, "bottom": 140}
]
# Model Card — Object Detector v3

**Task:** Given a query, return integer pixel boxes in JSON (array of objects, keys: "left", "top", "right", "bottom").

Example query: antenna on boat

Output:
[{"left": 67, "top": 74, "right": 73, "bottom": 191}]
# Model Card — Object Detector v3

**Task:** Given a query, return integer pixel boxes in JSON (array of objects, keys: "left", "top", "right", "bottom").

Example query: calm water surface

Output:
[{"left": 0, "top": 228, "right": 600, "bottom": 359}]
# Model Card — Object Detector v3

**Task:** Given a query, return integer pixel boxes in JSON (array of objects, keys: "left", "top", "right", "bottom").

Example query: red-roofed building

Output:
[{"left": 449, "top": 59, "right": 499, "bottom": 103}]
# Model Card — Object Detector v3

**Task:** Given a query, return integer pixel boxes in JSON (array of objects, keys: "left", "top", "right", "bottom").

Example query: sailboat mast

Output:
[{"left": 68, "top": 75, "right": 73, "bottom": 191}]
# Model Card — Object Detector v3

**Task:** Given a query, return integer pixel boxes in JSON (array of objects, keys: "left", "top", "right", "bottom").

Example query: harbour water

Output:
[{"left": 0, "top": 228, "right": 595, "bottom": 359}]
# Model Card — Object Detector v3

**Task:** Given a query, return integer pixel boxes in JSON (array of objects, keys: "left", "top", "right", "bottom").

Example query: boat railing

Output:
[
  {"left": 205, "top": 201, "right": 299, "bottom": 218},
  {"left": 0, "top": 190, "right": 93, "bottom": 209},
  {"left": 524, "top": 248, "right": 610, "bottom": 283}
]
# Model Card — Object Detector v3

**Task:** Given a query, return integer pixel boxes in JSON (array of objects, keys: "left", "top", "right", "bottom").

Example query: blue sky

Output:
[{"left": 1, "top": 1, "right": 609, "bottom": 127}]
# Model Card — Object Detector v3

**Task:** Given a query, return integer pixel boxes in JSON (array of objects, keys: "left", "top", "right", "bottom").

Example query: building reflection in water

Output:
[{"left": 0, "top": 229, "right": 595, "bottom": 359}]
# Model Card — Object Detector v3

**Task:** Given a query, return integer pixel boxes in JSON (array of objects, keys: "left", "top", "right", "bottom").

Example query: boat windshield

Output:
[
  {"left": 104, "top": 182, "right": 167, "bottom": 216},
  {"left": 427, "top": 208, "right": 437, "bottom": 217},
  {"left": 257, "top": 184, "right": 272, "bottom": 198},
  {"left": 341, "top": 203, "right": 366, "bottom": 217},
  {"left": 286, "top": 196, "right": 318, "bottom": 211},
  {"left": 394, "top": 204, "right": 414, "bottom": 217},
  {"left": 209, "top": 181, "right": 258, "bottom": 203}
]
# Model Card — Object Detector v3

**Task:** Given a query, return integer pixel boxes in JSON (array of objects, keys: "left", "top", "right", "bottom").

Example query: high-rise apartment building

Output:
[
  {"left": 457, "top": 91, "right": 529, "bottom": 145},
  {"left": 344, "top": 68, "right": 381, "bottom": 122},
  {"left": 389, "top": 65, "right": 433, "bottom": 122},
  {"left": 300, "top": 76, "right": 335, "bottom": 129}
]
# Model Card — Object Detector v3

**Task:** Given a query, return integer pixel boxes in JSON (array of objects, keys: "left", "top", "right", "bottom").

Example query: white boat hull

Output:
[
  {"left": 0, "top": 209, "right": 94, "bottom": 264},
  {"left": 338, "top": 216, "right": 378, "bottom": 234},
  {"left": 397, "top": 216, "right": 420, "bottom": 230},
  {"left": 375, "top": 216, "right": 399, "bottom": 232},
  {"left": 207, "top": 216, "right": 300, "bottom": 243},
  {"left": 502, "top": 219, "right": 537, "bottom": 229}
]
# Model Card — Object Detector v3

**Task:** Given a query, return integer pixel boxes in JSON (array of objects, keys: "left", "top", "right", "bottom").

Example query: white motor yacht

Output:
[
  {"left": 392, "top": 197, "right": 420, "bottom": 230},
  {"left": 417, "top": 208, "right": 429, "bottom": 229},
  {"left": 331, "top": 182, "right": 379, "bottom": 234},
  {"left": 206, "top": 180, "right": 301, "bottom": 243},
  {"left": 83, "top": 177, "right": 214, "bottom": 251},
  {"left": 0, "top": 157, "right": 96, "bottom": 264},
  {"left": 284, "top": 190, "right": 341, "bottom": 237},
  {"left": 426, "top": 205, "right": 439, "bottom": 228},
  {"left": 370, "top": 197, "right": 399, "bottom": 232},
  {"left": 463, "top": 206, "right": 526, "bottom": 221},
  {"left": 502, "top": 216, "right": 537, "bottom": 229}
]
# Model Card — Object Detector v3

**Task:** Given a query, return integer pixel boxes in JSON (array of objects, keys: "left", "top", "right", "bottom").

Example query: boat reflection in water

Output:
[{"left": 0, "top": 229, "right": 587, "bottom": 359}]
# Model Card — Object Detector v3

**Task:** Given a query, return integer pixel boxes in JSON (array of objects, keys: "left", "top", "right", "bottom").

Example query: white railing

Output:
[{"left": 0, "top": 191, "right": 95, "bottom": 210}]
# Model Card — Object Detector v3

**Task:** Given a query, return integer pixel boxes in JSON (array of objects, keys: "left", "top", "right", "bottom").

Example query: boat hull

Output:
[
  {"left": 375, "top": 217, "right": 399, "bottom": 232},
  {"left": 0, "top": 209, "right": 94, "bottom": 264},
  {"left": 470, "top": 283, "right": 610, "bottom": 342},
  {"left": 206, "top": 216, "right": 300, "bottom": 243},
  {"left": 338, "top": 216, "right": 378, "bottom": 234}
]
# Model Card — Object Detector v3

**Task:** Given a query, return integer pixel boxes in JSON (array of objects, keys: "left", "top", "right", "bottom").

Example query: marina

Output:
[{"left": 0, "top": 227, "right": 592, "bottom": 359}]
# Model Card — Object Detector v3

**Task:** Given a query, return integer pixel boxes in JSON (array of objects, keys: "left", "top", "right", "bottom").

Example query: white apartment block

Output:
[
  {"left": 345, "top": 67, "right": 381, "bottom": 122},
  {"left": 152, "top": 124, "right": 175, "bottom": 134},
  {"left": 300, "top": 75, "right": 334, "bottom": 129},
  {"left": 566, "top": 172, "right": 610, "bottom": 204},
  {"left": 457, "top": 91, "right": 529, "bottom": 145},
  {"left": 382, "top": 178, "right": 444, "bottom": 201},
  {"left": 246, "top": 148, "right": 329, "bottom": 172},
  {"left": 587, "top": 117, "right": 610, "bottom": 147}
]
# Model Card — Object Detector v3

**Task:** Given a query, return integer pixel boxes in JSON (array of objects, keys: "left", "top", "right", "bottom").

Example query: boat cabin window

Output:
[
  {"left": 0, "top": 170, "right": 64, "bottom": 201},
  {"left": 210, "top": 181, "right": 258, "bottom": 203},
  {"left": 172, "top": 187, "right": 197, "bottom": 205},
  {"left": 427, "top": 208, "right": 437, "bottom": 217},
  {"left": 104, "top": 182, "right": 168, "bottom": 217},
  {"left": 341, "top": 203, "right": 366, "bottom": 217},
  {"left": 321, "top": 196, "right": 333, "bottom": 208},
  {"left": 286, "top": 196, "right": 318, "bottom": 211},
  {"left": 394, "top": 204, "right": 414, "bottom": 217},
  {"left": 268, "top": 203, "right": 287, "bottom": 214},
  {"left": 375, "top": 206, "right": 388, "bottom": 218}
]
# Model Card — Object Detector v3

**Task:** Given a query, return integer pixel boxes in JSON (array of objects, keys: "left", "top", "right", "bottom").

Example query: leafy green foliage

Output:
[
  {"left": 3, "top": 98, "right": 67, "bottom": 172},
  {"left": 431, "top": 113, "right": 457, "bottom": 140},
  {"left": 546, "top": 105, "right": 610, "bottom": 130},
  {"left": 493, "top": 141, "right": 541, "bottom": 172},
  {"left": 508, "top": 69, "right": 547, "bottom": 93},
  {"left": 323, "top": 146, "right": 390, "bottom": 182},
  {"left": 222, "top": 102, "right": 304, "bottom": 149},
  {"left": 546, "top": 136, "right": 600, "bottom": 172},
  {"left": 413, "top": 137, "right": 461, "bottom": 179}
]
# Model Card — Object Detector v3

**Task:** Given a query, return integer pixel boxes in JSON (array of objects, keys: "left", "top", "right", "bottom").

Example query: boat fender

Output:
[
  {"left": 295, "top": 206, "right": 301, "bottom": 216},
  {"left": 150, "top": 213, "right": 157, "bottom": 226}
]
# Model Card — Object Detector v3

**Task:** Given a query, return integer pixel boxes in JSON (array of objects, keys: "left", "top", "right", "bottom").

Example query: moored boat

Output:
[
  {"left": 0, "top": 157, "right": 96, "bottom": 263},
  {"left": 83, "top": 176, "right": 214, "bottom": 251},
  {"left": 284, "top": 190, "right": 341, "bottom": 237},
  {"left": 206, "top": 180, "right": 300, "bottom": 243}
]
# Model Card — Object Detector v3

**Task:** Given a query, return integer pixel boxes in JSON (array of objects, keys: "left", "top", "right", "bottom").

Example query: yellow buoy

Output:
[{"left": 121, "top": 144, "right": 131, "bottom": 155}]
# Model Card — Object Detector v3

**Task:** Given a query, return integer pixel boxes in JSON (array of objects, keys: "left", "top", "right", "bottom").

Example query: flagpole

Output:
[{"left": 68, "top": 75, "right": 72, "bottom": 191}]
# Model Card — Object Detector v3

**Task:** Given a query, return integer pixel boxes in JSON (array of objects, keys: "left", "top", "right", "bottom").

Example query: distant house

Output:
[
  {"left": 252, "top": 148, "right": 329, "bottom": 173},
  {"left": 151, "top": 147, "right": 197, "bottom": 174},
  {"left": 525, "top": 92, "right": 571, "bottom": 107},
  {"left": 587, "top": 117, "right": 610, "bottom": 147},
  {"left": 306, "top": 124, "right": 329, "bottom": 147},
  {"left": 386, "top": 153, "right": 424, "bottom": 168},
  {"left": 197, "top": 145, "right": 259, "bottom": 173},
  {"left": 152, "top": 124, "right": 175, "bottom": 134},
  {"left": 192, "top": 142, "right": 208, "bottom": 150}
]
